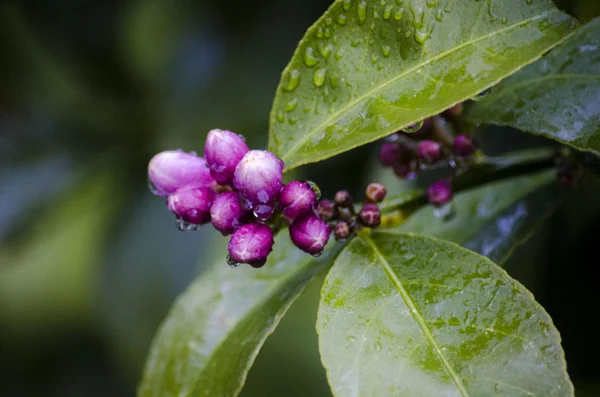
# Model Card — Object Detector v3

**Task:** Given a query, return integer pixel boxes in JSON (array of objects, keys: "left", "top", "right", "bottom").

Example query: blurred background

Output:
[{"left": 0, "top": 0, "right": 599, "bottom": 396}]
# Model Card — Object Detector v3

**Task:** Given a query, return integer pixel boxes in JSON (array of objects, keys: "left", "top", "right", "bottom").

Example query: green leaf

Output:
[
  {"left": 466, "top": 17, "right": 600, "bottom": 156},
  {"left": 268, "top": 0, "right": 577, "bottom": 171},
  {"left": 317, "top": 232, "right": 573, "bottom": 397},
  {"left": 394, "top": 170, "right": 561, "bottom": 264},
  {"left": 138, "top": 234, "right": 343, "bottom": 397}
]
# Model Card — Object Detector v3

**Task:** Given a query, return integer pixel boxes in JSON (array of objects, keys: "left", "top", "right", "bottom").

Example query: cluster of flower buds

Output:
[
  {"left": 148, "top": 129, "right": 333, "bottom": 268},
  {"left": 378, "top": 103, "right": 475, "bottom": 208},
  {"left": 316, "top": 183, "right": 387, "bottom": 241}
]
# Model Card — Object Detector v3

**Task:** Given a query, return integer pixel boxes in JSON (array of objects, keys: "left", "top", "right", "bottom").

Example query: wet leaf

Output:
[
  {"left": 317, "top": 232, "right": 573, "bottom": 397},
  {"left": 394, "top": 170, "right": 561, "bottom": 264},
  {"left": 138, "top": 235, "right": 343, "bottom": 397},
  {"left": 268, "top": 0, "right": 576, "bottom": 171},
  {"left": 466, "top": 17, "right": 600, "bottom": 156}
]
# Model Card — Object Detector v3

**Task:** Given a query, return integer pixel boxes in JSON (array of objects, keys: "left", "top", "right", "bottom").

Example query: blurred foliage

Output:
[{"left": 1, "top": 0, "right": 600, "bottom": 396}]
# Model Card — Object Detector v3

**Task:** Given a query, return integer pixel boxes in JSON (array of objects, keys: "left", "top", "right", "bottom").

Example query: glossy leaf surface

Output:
[
  {"left": 139, "top": 235, "right": 342, "bottom": 397},
  {"left": 318, "top": 232, "right": 572, "bottom": 396},
  {"left": 269, "top": 0, "right": 576, "bottom": 171},
  {"left": 467, "top": 17, "right": 600, "bottom": 155}
]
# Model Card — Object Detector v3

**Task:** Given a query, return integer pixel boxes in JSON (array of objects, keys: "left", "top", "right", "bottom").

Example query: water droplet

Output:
[
  {"left": 526, "top": 0, "right": 533, "bottom": 4},
  {"left": 381, "top": 45, "right": 391, "bottom": 56},
  {"left": 311, "top": 251, "right": 324, "bottom": 257},
  {"left": 383, "top": 5, "right": 393, "bottom": 20},
  {"left": 318, "top": 43, "right": 333, "bottom": 58},
  {"left": 306, "top": 180, "right": 322, "bottom": 200},
  {"left": 371, "top": 53, "right": 380, "bottom": 64},
  {"left": 325, "top": 28, "right": 332, "bottom": 38},
  {"left": 402, "top": 120, "right": 424, "bottom": 132},
  {"left": 335, "top": 48, "right": 344, "bottom": 60},
  {"left": 254, "top": 205, "right": 274, "bottom": 220},
  {"left": 435, "top": 9, "right": 443, "bottom": 21},
  {"left": 393, "top": 7, "right": 404, "bottom": 20},
  {"left": 351, "top": 38, "right": 361, "bottom": 47},
  {"left": 373, "top": 9, "right": 380, "bottom": 20},
  {"left": 276, "top": 110, "right": 285, "bottom": 122},
  {"left": 317, "top": 27, "right": 324, "bottom": 38},
  {"left": 288, "top": 116, "right": 298, "bottom": 125},
  {"left": 285, "top": 98, "right": 298, "bottom": 112},
  {"left": 337, "top": 14, "right": 348, "bottom": 25},
  {"left": 304, "top": 47, "right": 319, "bottom": 67},
  {"left": 472, "top": 87, "right": 493, "bottom": 101},
  {"left": 433, "top": 202, "right": 456, "bottom": 221},
  {"left": 325, "top": 17, "right": 333, "bottom": 25},
  {"left": 175, "top": 218, "right": 198, "bottom": 231},
  {"left": 415, "top": 29, "right": 429, "bottom": 45},
  {"left": 426, "top": 0, "right": 436, "bottom": 7},
  {"left": 227, "top": 254, "right": 241, "bottom": 268},
  {"left": 329, "top": 75, "right": 340, "bottom": 88},
  {"left": 313, "top": 67, "right": 327, "bottom": 87},
  {"left": 283, "top": 69, "right": 301, "bottom": 92},
  {"left": 343, "top": 0, "right": 352, "bottom": 11},
  {"left": 370, "top": 22, "right": 376, "bottom": 30},
  {"left": 147, "top": 178, "right": 159, "bottom": 195},
  {"left": 501, "top": 16, "right": 508, "bottom": 24},
  {"left": 357, "top": 0, "right": 368, "bottom": 24},
  {"left": 404, "top": 31, "right": 411, "bottom": 38}
]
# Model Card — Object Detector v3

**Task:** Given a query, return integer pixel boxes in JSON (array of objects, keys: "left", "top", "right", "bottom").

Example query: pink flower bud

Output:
[
  {"left": 289, "top": 213, "right": 331, "bottom": 256},
  {"left": 358, "top": 203, "right": 381, "bottom": 227},
  {"left": 204, "top": 129, "right": 249, "bottom": 185},
  {"left": 278, "top": 180, "right": 317, "bottom": 220},
  {"left": 334, "top": 221, "right": 351, "bottom": 241},
  {"left": 365, "top": 183, "right": 387, "bottom": 203},
  {"left": 392, "top": 162, "right": 418, "bottom": 180},
  {"left": 228, "top": 222, "right": 274, "bottom": 268},
  {"left": 317, "top": 199, "right": 336, "bottom": 221},
  {"left": 167, "top": 185, "right": 215, "bottom": 225},
  {"left": 379, "top": 143, "right": 401, "bottom": 167},
  {"left": 210, "top": 191, "right": 250, "bottom": 235},
  {"left": 334, "top": 190, "right": 353, "bottom": 208},
  {"left": 417, "top": 140, "right": 442, "bottom": 163},
  {"left": 453, "top": 134, "right": 477, "bottom": 157},
  {"left": 233, "top": 150, "right": 284, "bottom": 220},
  {"left": 148, "top": 150, "right": 215, "bottom": 196},
  {"left": 427, "top": 180, "right": 453, "bottom": 206}
]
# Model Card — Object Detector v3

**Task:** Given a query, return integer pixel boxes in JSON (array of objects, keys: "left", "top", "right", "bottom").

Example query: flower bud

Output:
[
  {"left": 204, "top": 129, "right": 249, "bottom": 185},
  {"left": 210, "top": 191, "right": 250, "bottom": 235},
  {"left": 233, "top": 150, "right": 284, "bottom": 220},
  {"left": 365, "top": 183, "right": 387, "bottom": 203},
  {"left": 442, "top": 103, "right": 463, "bottom": 119},
  {"left": 427, "top": 180, "right": 453, "bottom": 206},
  {"left": 167, "top": 185, "right": 215, "bottom": 225},
  {"left": 334, "top": 190, "right": 353, "bottom": 208},
  {"left": 278, "top": 180, "right": 317, "bottom": 220},
  {"left": 358, "top": 203, "right": 381, "bottom": 227},
  {"left": 289, "top": 214, "right": 331, "bottom": 256},
  {"left": 453, "top": 134, "right": 477, "bottom": 157},
  {"left": 392, "top": 162, "right": 418, "bottom": 180},
  {"left": 417, "top": 140, "right": 442, "bottom": 163},
  {"left": 379, "top": 143, "right": 402, "bottom": 167},
  {"left": 317, "top": 199, "right": 335, "bottom": 221},
  {"left": 334, "top": 221, "right": 351, "bottom": 241},
  {"left": 228, "top": 222, "right": 274, "bottom": 267},
  {"left": 148, "top": 150, "right": 214, "bottom": 196}
]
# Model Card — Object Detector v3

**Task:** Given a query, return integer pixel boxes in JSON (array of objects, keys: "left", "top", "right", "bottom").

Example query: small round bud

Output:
[
  {"left": 228, "top": 222, "right": 274, "bottom": 267},
  {"left": 204, "top": 129, "right": 249, "bottom": 185},
  {"left": 334, "top": 190, "right": 353, "bottom": 208},
  {"left": 210, "top": 191, "right": 249, "bottom": 235},
  {"left": 278, "top": 180, "right": 318, "bottom": 220},
  {"left": 334, "top": 221, "right": 351, "bottom": 241},
  {"left": 289, "top": 214, "right": 332, "bottom": 256},
  {"left": 365, "top": 183, "right": 387, "bottom": 203},
  {"left": 392, "top": 162, "right": 418, "bottom": 180},
  {"left": 317, "top": 199, "right": 336, "bottom": 221},
  {"left": 453, "top": 134, "right": 477, "bottom": 157},
  {"left": 427, "top": 180, "right": 453, "bottom": 206},
  {"left": 358, "top": 203, "right": 381, "bottom": 228},
  {"left": 233, "top": 150, "right": 284, "bottom": 220},
  {"left": 417, "top": 140, "right": 442, "bottom": 163},
  {"left": 148, "top": 150, "right": 214, "bottom": 196},
  {"left": 442, "top": 103, "right": 463, "bottom": 119},
  {"left": 167, "top": 185, "right": 215, "bottom": 225},
  {"left": 379, "top": 143, "right": 402, "bottom": 167}
]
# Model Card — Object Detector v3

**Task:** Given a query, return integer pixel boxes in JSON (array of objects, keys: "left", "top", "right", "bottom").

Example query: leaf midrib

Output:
[
  {"left": 279, "top": 10, "right": 559, "bottom": 163},
  {"left": 363, "top": 234, "right": 470, "bottom": 397}
]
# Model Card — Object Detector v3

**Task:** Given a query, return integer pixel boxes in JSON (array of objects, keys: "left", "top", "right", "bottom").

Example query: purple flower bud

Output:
[
  {"left": 148, "top": 150, "right": 215, "bottom": 196},
  {"left": 210, "top": 191, "right": 250, "bottom": 235},
  {"left": 427, "top": 180, "right": 453, "bottom": 206},
  {"left": 334, "top": 190, "right": 353, "bottom": 208},
  {"left": 365, "top": 183, "right": 387, "bottom": 203},
  {"left": 317, "top": 199, "right": 336, "bottom": 221},
  {"left": 358, "top": 204, "right": 381, "bottom": 227},
  {"left": 393, "top": 162, "right": 418, "bottom": 180},
  {"left": 167, "top": 185, "right": 215, "bottom": 225},
  {"left": 289, "top": 214, "right": 331, "bottom": 256},
  {"left": 228, "top": 222, "right": 274, "bottom": 268},
  {"left": 417, "top": 140, "right": 442, "bottom": 163},
  {"left": 334, "top": 221, "right": 351, "bottom": 241},
  {"left": 278, "top": 180, "right": 317, "bottom": 220},
  {"left": 233, "top": 150, "right": 284, "bottom": 220},
  {"left": 453, "top": 134, "right": 477, "bottom": 157},
  {"left": 204, "top": 129, "right": 249, "bottom": 185},
  {"left": 379, "top": 143, "right": 402, "bottom": 167}
]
